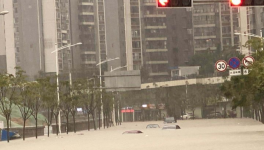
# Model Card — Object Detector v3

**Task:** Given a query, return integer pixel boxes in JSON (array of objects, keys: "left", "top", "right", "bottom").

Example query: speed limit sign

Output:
[{"left": 215, "top": 60, "right": 228, "bottom": 72}]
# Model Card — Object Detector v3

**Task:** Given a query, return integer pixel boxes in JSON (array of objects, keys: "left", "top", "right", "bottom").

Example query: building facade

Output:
[
  {"left": 0, "top": 0, "right": 44, "bottom": 80},
  {"left": 42, "top": 0, "right": 72, "bottom": 74},
  {"left": 70, "top": 0, "right": 109, "bottom": 76},
  {"left": 192, "top": 2, "right": 250, "bottom": 55},
  {"left": 104, "top": 0, "right": 193, "bottom": 82}
]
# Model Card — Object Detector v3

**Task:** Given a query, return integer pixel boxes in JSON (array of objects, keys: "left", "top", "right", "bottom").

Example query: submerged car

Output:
[
  {"left": 164, "top": 117, "right": 176, "bottom": 123},
  {"left": 207, "top": 112, "right": 222, "bottom": 119},
  {"left": 181, "top": 113, "right": 195, "bottom": 119},
  {"left": 146, "top": 124, "right": 160, "bottom": 129},
  {"left": 122, "top": 130, "right": 143, "bottom": 134},
  {"left": 162, "top": 125, "right": 181, "bottom": 130}
]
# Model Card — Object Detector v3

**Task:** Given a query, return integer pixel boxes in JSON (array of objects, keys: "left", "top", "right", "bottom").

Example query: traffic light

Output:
[
  {"left": 230, "top": 0, "right": 264, "bottom": 7},
  {"left": 157, "top": 0, "right": 192, "bottom": 8}
]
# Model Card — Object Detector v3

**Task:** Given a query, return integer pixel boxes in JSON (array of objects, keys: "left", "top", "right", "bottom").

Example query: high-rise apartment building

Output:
[
  {"left": 0, "top": 0, "right": 44, "bottom": 80},
  {"left": 42, "top": 0, "right": 72, "bottom": 73},
  {"left": 0, "top": 0, "right": 74, "bottom": 80},
  {"left": 192, "top": 2, "right": 250, "bottom": 55},
  {"left": 70, "top": 0, "right": 108, "bottom": 75},
  {"left": 166, "top": 8, "right": 193, "bottom": 67},
  {"left": 104, "top": 0, "right": 193, "bottom": 81},
  {"left": 142, "top": 0, "right": 169, "bottom": 79}
]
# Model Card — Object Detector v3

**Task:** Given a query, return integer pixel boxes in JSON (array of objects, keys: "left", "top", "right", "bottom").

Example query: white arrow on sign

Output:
[
  {"left": 242, "top": 56, "right": 254, "bottom": 67},
  {"left": 159, "top": 0, "right": 168, "bottom": 6},
  {"left": 215, "top": 60, "right": 228, "bottom": 72}
]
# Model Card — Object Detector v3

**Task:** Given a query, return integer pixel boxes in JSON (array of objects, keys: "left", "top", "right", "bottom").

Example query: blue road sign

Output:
[{"left": 229, "top": 57, "right": 240, "bottom": 69}]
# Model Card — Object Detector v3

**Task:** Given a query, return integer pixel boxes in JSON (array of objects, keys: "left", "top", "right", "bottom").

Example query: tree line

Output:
[
  {"left": 221, "top": 37, "right": 264, "bottom": 123},
  {"left": 120, "top": 83, "right": 222, "bottom": 121},
  {"left": 0, "top": 67, "right": 116, "bottom": 143}
]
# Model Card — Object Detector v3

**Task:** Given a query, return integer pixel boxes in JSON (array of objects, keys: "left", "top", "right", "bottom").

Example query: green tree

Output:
[
  {"left": 60, "top": 80, "right": 72, "bottom": 134},
  {"left": 0, "top": 67, "right": 26, "bottom": 142},
  {"left": 0, "top": 73, "right": 18, "bottom": 143},
  {"left": 74, "top": 78, "right": 92, "bottom": 131},
  {"left": 42, "top": 76, "right": 57, "bottom": 137},
  {"left": 102, "top": 90, "right": 114, "bottom": 128},
  {"left": 17, "top": 82, "right": 34, "bottom": 141},
  {"left": 220, "top": 37, "right": 264, "bottom": 122}
]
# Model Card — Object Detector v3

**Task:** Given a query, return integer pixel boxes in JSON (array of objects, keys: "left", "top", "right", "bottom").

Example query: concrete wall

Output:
[
  {"left": 0, "top": 1, "right": 7, "bottom": 73},
  {"left": 178, "top": 66, "right": 200, "bottom": 76},
  {"left": 105, "top": 0, "right": 122, "bottom": 71},
  {"left": 70, "top": 0, "right": 81, "bottom": 71},
  {"left": 0, "top": 0, "right": 6, "bottom": 56},
  {"left": 104, "top": 70, "right": 141, "bottom": 91},
  {"left": 52, "top": 120, "right": 102, "bottom": 134},
  {"left": 2, "top": 0, "right": 16, "bottom": 75},
  {"left": 0, "top": 55, "right": 6, "bottom": 73},
  {"left": 239, "top": 7, "right": 249, "bottom": 55},
  {"left": 8, "top": 126, "right": 45, "bottom": 138},
  {"left": 42, "top": 0, "right": 56, "bottom": 73},
  {"left": 141, "top": 76, "right": 231, "bottom": 89},
  {"left": 18, "top": 0, "right": 43, "bottom": 80},
  {"left": 124, "top": 0, "right": 133, "bottom": 71}
]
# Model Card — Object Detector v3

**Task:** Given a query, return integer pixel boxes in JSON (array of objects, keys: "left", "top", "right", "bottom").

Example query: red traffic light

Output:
[
  {"left": 230, "top": 0, "right": 264, "bottom": 7},
  {"left": 157, "top": 0, "right": 192, "bottom": 8},
  {"left": 158, "top": 0, "right": 169, "bottom": 7},
  {"left": 230, "top": 0, "right": 242, "bottom": 6}
]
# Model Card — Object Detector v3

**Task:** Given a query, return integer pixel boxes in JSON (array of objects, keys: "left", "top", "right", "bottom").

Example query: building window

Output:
[
  {"left": 16, "top": 56, "right": 20, "bottom": 63},
  {"left": 132, "top": 41, "right": 140, "bottom": 48},
  {"left": 99, "top": 15, "right": 104, "bottom": 21},
  {"left": 133, "top": 52, "right": 141, "bottom": 60}
]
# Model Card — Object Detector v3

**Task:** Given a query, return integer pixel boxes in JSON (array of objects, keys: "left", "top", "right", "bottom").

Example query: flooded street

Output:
[{"left": 1, "top": 118, "right": 264, "bottom": 150}]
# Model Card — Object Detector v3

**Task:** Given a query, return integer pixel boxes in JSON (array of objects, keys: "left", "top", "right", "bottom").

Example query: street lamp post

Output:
[
  {"left": 109, "top": 65, "right": 127, "bottom": 125},
  {"left": 96, "top": 57, "right": 119, "bottom": 129},
  {"left": 235, "top": 32, "right": 264, "bottom": 52},
  {"left": 110, "top": 65, "right": 127, "bottom": 72},
  {"left": 234, "top": 32, "right": 263, "bottom": 38},
  {"left": 0, "top": 11, "right": 9, "bottom": 15},
  {"left": 51, "top": 42, "right": 82, "bottom": 135}
]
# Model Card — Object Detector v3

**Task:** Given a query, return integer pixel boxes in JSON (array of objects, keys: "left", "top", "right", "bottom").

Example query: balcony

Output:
[
  {"left": 145, "top": 33, "right": 167, "bottom": 38},
  {"left": 131, "top": 13, "right": 140, "bottom": 18},
  {"left": 81, "top": 60, "right": 96, "bottom": 64},
  {"left": 143, "top": 2, "right": 156, "bottom": 6},
  {"left": 146, "top": 61, "right": 168, "bottom": 65},
  {"left": 79, "top": 22, "right": 95, "bottom": 26},
  {"left": 79, "top": 2, "right": 93, "bottom": 6},
  {"left": 193, "top": 21, "right": 215, "bottom": 26},
  {"left": 194, "top": 47, "right": 217, "bottom": 51},
  {"left": 61, "top": 30, "right": 67, "bottom": 34},
  {"left": 79, "top": 12, "right": 94, "bottom": 15},
  {"left": 130, "top": 1, "right": 139, "bottom": 6},
  {"left": 62, "top": 40, "right": 68, "bottom": 44},
  {"left": 145, "top": 37, "right": 167, "bottom": 41},
  {"left": 133, "top": 57, "right": 141, "bottom": 61},
  {"left": 194, "top": 35, "right": 217, "bottom": 40},
  {"left": 144, "top": 14, "right": 166, "bottom": 18},
  {"left": 81, "top": 51, "right": 96, "bottom": 55},
  {"left": 146, "top": 49, "right": 168, "bottom": 52},
  {"left": 144, "top": 26, "right": 166, "bottom": 29},
  {"left": 193, "top": 13, "right": 215, "bottom": 16}
]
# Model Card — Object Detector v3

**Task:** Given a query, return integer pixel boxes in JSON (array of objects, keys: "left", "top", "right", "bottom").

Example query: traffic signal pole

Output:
[
  {"left": 193, "top": 0, "right": 228, "bottom": 3},
  {"left": 158, "top": 0, "right": 264, "bottom": 6}
]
